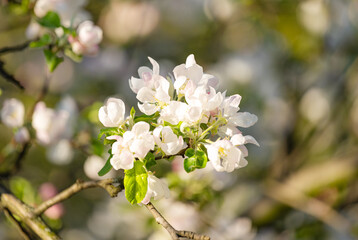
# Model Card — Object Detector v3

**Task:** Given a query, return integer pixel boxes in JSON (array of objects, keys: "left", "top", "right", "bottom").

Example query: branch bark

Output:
[
  {"left": 34, "top": 178, "right": 124, "bottom": 216},
  {"left": 1, "top": 193, "right": 60, "bottom": 240},
  {"left": 145, "top": 202, "right": 210, "bottom": 240},
  {"left": 0, "top": 41, "right": 32, "bottom": 55},
  {"left": 0, "top": 60, "right": 24, "bottom": 89}
]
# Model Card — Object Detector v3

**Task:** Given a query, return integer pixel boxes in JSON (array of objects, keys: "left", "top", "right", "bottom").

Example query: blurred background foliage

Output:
[{"left": 1, "top": 0, "right": 358, "bottom": 239}]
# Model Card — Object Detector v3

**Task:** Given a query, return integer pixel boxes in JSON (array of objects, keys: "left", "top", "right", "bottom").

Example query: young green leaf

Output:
[
  {"left": 37, "top": 11, "right": 61, "bottom": 28},
  {"left": 29, "top": 34, "right": 52, "bottom": 48},
  {"left": 97, "top": 153, "right": 113, "bottom": 176},
  {"left": 124, "top": 161, "right": 148, "bottom": 204},
  {"left": 144, "top": 152, "right": 156, "bottom": 169},
  {"left": 97, "top": 127, "right": 120, "bottom": 140},
  {"left": 43, "top": 49, "right": 63, "bottom": 72},
  {"left": 184, "top": 148, "right": 207, "bottom": 173}
]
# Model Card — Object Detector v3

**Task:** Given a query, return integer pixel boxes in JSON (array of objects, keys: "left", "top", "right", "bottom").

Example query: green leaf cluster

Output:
[{"left": 184, "top": 148, "right": 208, "bottom": 173}]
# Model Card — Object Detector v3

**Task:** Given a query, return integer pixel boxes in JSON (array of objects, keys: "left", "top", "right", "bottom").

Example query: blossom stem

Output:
[{"left": 197, "top": 118, "right": 226, "bottom": 142}]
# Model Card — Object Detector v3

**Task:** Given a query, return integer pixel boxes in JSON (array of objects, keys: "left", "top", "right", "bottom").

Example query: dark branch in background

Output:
[
  {"left": 0, "top": 60, "right": 24, "bottom": 89},
  {"left": 0, "top": 41, "right": 32, "bottom": 90},
  {"left": 0, "top": 142, "right": 31, "bottom": 179},
  {"left": 0, "top": 41, "right": 32, "bottom": 56},
  {"left": 145, "top": 202, "right": 211, "bottom": 240}
]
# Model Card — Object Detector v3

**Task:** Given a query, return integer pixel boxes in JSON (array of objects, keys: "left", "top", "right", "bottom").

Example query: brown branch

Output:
[
  {"left": 34, "top": 178, "right": 124, "bottom": 216},
  {"left": 0, "top": 60, "right": 24, "bottom": 89},
  {"left": 1, "top": 193, "right": 60, "bottom": 240},
  {"left": 3, "top": 208, "right": 32, "bottom": 240},
  {"left": 145, "top": 202, "right": 210, "bottom": 240},
  {"left": 0, "top": 41, "right": 32, "bottom": 55}
]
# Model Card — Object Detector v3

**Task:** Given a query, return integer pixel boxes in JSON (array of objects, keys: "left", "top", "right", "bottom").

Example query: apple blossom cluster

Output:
[
  {"left": 97, "top": 54, "right": 259, "bottom": 205},
  {"left": 26, "top": 0, "right": 103, "bottom": 72}
]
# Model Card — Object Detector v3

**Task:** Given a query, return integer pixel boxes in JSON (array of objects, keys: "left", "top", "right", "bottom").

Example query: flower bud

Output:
[
  {"left": 78, "top": 21, "right": 103, "bottom": 47},
  {"left": 98, "top": 98, "right": 126, "bottom": 127}
]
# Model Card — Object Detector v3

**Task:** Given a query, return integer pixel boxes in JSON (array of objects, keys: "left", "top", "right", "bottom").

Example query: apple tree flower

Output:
[
  {"left": 69, "top": 21, "right": 103, "bottom": 56},
  {"left": 1, "top": 98, "right": 25, "bottom": 128},
  {"left": 98, "top": 98, "right": 126, "bottom": 127},
  {"left": 97, "top": 54, "right": 258, "bottom": 204},
  {"left": 32, "top": 102, "right": 69, "bottom": 145},
  {"left": 141, "top": 174, "right": 170, "bottom": 205},
  {"left": 153, "top": 126, "right": 187, "bottom": 155}
]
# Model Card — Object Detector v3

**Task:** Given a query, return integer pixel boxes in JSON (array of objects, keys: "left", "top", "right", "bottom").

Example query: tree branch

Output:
[
  {"left": 33, "top": 178, "right": 124, "bottom": 216},
  {"left": 0, "top": 60, "right": 24, "bottom": 89},
  {"left": 1, "top": 193, "right": 60, "bottom": 240},
  {"left": 3, "top": 208, "right": 32, "bottom": 240},
  {"left": 145, "top": 202, "right": 210, "bottom": 240},
  {"left": 0, "top": 41, "right": 32, "bottom": 56}
]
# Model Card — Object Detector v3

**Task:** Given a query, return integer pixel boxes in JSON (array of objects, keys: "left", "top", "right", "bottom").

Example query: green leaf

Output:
[
  {"left": 98, "top": 127, "right": 120, "bottom": 140},
  {"left": 98, "top": 153, "right": 113, "bottom": 177},
  {"left": 29, "top": 34, "right": 52, "bottom": 48},
  {"left": 43, "top": 49, "right": 63, "bottom": 72},
  {"left": 144, "top": 152, "right": 156, "bottom": 169},
  {"left": 37, "top": 11, "right": 61, "bottom": 28},
  {"left": 124, "top": 161, "right": 148, "bottom": 204},
  {"left": 134, "top": 112, "right": 159, "bottom": 123},
  {"left": 184, "top": 149, "right": 207, "bottom": 173}
]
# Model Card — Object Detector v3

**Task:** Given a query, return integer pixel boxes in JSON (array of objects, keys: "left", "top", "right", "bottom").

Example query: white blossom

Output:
[
  {"left": 1, "top": 98, "right": 25, "bottom": 128},
  {"left": 206, "top": 139, "right": 247, "bottom": 173},
  {"left": 173, "top": 54, "right": 203, "bottom": 95},
  {"left": 153, "top": 126, "right": 187, "bottom": 155},
  {"left": 78, "top": 21, "right": 103, "bottom": 47},
  {"left": 217, "top": 94, "right": 258, "bottom": 137},
  {"left": 98, "top": 98, "right": 125, "bottom": 127},
  {"left": 109, "top": 122, "right": 155, "bottom": 170},
  {"left": 129, "top": 57, "right": 160, "bottom": 94},
  {"left": 159, "top": 101, "right": 188, "bottom": 125},
  {"left": 110, "top": 135, "right": 135, "bottom": 170},
  {"left": 124, "top": 122, "right": 155, "bottom": 159},
  {"left": 137, "top": 77, "right": 171, "bottom": 115},
  {"left": 141, "top": 174, "right": 170, "bottom": 205},
  {"left": 185, "top": 85, "right": 223, "bottom": 114},
  {"left": 69, "top": 21, "right": 103, "bottom": 56},
  {"left": 46, "top": 139, "right": 74, "bottom": 165},
  {"left": 32, "top": 102, "right": 69, "bottom": 145}
]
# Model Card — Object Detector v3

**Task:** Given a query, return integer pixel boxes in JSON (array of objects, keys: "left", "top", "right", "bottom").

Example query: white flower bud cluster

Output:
[
  {"left": 68, "top": 21, "right": 103, "bottom": 56},
  {"left": 27, "top": 0, "right": 103, "bottom": 57},
  {"left": 98, "top": 54, "right": 258, "bottom": 204}
]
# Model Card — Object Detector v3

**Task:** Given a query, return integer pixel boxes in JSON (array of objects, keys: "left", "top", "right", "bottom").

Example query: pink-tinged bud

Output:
[
  {"left": 39, "top": 183, "right": 64, "bottom": 219},
  {"left": 44, "top": 204, "right": 64, "bottom": 219},
  {"left": 77, "top": 21, "right": 103, "bottom": 47},
  {"left": 71, "top": 41, "right": 85, "bottom": 55}
]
